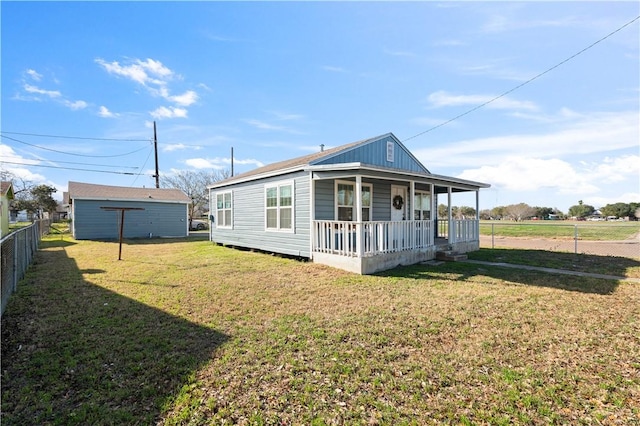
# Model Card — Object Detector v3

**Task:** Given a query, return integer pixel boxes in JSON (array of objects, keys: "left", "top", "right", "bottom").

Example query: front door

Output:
[{"left": 390, "top": 185, "right": 406, "bottom": 221}]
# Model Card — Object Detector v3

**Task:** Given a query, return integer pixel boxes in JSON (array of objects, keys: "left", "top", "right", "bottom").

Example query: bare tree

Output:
[
  {"left": 160, "top": 170, "right": 231, "bottom": 227},
  {"left": 503, "top": 203, "right": 536, "bottom": 221}
]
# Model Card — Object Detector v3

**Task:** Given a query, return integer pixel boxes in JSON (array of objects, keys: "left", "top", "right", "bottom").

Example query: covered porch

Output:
[{"left": 308, "top": 166, "right": 486, "bottom": 274}]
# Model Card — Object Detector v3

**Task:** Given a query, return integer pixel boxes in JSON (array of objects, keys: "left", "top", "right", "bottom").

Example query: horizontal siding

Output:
[
  {"left": 73, "top": 200, "right": 188, "bottom": 240},
  {"left": 211, "top": 171, "right": 311, "bottom": 257}
]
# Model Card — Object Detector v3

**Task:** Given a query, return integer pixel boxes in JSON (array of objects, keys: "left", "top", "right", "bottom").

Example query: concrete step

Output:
[{"left": 436, "top": 251, "right": 468, "bottom": 262}]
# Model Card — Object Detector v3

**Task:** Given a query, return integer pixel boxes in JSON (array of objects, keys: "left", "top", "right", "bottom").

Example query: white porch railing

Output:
[
  {"left": 451, "top": 219, "right": 479, "bottom": 243},
  {"left": 313, "top": 220, "right": 434, "bottom": 257}
]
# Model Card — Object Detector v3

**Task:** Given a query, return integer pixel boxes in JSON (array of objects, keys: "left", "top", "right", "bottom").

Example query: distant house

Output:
[
  {"left": 208, "top": 133, "right": 490, "bottom": 274},
  {"left": 1, "top": 181, "right": 15, "bottom": 237},
  {"left": 67, "top": 181, "right": 191, "bottom": 240}
]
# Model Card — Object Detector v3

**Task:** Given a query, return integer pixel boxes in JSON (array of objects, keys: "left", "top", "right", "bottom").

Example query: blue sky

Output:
[{"left": 1, "top": 1, "right": 638, "bottom": 213}]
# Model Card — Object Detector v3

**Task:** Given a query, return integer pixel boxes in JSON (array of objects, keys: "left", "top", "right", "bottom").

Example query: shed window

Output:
[
  {"left": 265, "top": 181, "right": 294, "bottom": 231},
  {"left": 216, "top": 191, "right": 233, "bottom": 228}
]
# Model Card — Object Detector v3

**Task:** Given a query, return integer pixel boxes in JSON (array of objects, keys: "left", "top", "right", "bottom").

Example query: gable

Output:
[{"left": 311, "top": 134, "right": 429, "bottom": 174}]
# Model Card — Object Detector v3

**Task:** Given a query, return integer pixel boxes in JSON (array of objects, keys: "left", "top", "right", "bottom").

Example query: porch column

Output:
[
  {"left": 475, "top": 189, "right": 480, "bottom": 241},
  {"left": 309, "top": 172, "right": 315, "bottom": 259},
  {"left": 429, "top": 183, "right": 435, "bottom": 245},
  {"left": 355, "top": 176, "right": 364, "bottom": 257},
  {"left": 409, "top": 181, "right": 415, "bottom": 221},
  {"left": 448, "top": 187, "right": 454, "bottom": 243}
]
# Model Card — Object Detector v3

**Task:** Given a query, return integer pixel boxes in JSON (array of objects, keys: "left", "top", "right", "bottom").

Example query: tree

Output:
[
  {"left": 459, "top": 206, "right": 476, "bottom": 219},
  {"left": 600, "top": 202, "right": 633, "bottom": 218},
  {"left": 479, "top": 209, "right": 493, "bottom": 220},
  {"left": 12, "top": 184, "right": 57, "bottom": 219},
  {"left": 568, "top": 200, "right": 594, "bottom": 219},
  {"left": 160, "top": 170, "right": 231, "bottom": 227},
  {"left": 503, "top": 203, "right": 535, "bottom": 221}
]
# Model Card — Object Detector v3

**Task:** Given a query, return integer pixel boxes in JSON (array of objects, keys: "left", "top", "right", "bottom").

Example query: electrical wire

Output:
[
  {"left": 130, "top": 146, "right": 155, "bottom": 186},
  {"left": 402, "top": 14, "right": 640, "bottom": 143},
  {"left": 0, "top": 160, "right": 139, "bottom": 175},
  {"left": 0, "top": 131, "right": 150, "bottom": 142},
  {"left": 32, "top": 158, "right": 139, "bottom": 169},
  {"left": 1, "top": 134, "right": 151, "bottom": 158}
]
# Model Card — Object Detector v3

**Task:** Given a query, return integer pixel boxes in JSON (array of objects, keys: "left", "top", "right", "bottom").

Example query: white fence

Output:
[{"left": 1, "top": 220, "right": 50, "bottom": 316}]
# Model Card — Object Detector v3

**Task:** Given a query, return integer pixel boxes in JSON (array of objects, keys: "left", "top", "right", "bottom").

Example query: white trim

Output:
[
  {"left": 264, "top": 180, "right": 295, "bottom": 233},
  {"left": 335, "top": 179, "right": 373, "bottom": 222},
  {"left": 215, "top": 190, "right": 233, "bottom": 229}
]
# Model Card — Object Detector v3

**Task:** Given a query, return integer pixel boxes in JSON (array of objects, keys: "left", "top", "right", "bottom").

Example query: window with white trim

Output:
[
  {"left": 414, "top": 191, "right": 431, "bottom": 220},
  {"left": 265, "top": 181, "right": 294, "bottom": 231},
  {"left": 216, "top": 191, "right": 233, "bottom": 228},
  {"left": 336, "top": 180, "right": 372, "bottom": 221}
]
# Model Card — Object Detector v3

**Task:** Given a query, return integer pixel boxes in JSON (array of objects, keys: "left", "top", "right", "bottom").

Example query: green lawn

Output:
[
  {"left": 2, "top": 236, "right": 639, "bottom": 425},
  {"left": 479, "top": 220, "right": 640, "bottom": 241}
]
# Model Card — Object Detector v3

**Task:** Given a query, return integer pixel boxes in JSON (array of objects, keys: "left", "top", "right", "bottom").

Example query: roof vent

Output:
[{"left": 320, "top": 144, "right": 325, "bottom": 152}]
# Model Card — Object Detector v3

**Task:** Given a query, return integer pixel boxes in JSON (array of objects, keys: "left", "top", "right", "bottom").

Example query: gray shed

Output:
[
  {"left": 68, "top": 181, "right": 191, "bottom": 240},
  {"left": 208, "top": 133, "right": 490, "bottom": 274}
]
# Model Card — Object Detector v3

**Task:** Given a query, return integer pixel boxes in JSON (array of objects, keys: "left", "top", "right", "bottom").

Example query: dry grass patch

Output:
[{"left": 2, "top": 236, "right": 639, "bottom": 425}]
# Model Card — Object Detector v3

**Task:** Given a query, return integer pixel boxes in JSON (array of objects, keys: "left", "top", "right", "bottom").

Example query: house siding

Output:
[
  {"left": 211, "top": 171, "right": 311, "bottom": 257},
  {"left": 313, "top": 134, "right": 428, "bottom": 174},
  {"left": 72, "top": 200, "right": 188, "bottom": 240}
]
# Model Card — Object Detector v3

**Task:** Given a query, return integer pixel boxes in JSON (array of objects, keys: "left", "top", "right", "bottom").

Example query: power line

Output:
[
  {"left": 1, "top": 134, "right": 151, "bottom": 158},
  {"left": 403, "top": 14, "right": 640, "bottom": 143},
  {"left": 0, "top": 161, "right": 139, "bottom": 175},
  {"left": 0, "top": 131, "right": 150, "bottom": 142},
  {"left": 130, "top": 145, "right": 155, "bottom": 186}
]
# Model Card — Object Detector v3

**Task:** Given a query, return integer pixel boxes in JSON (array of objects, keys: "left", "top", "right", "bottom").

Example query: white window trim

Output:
[
  {"left": 335, "top": 179, "right": 373, "bottom": 222},
  {"left": 215, "top": 190, "right": 233, "bottom": 229},
  {"left": 264, "top": 180, "right": 295, "bottom": 232}
]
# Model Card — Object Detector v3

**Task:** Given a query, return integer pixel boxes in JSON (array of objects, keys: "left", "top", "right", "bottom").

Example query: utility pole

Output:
[{"left": 153, "top": 121, "right": 159, "bottom": 188}]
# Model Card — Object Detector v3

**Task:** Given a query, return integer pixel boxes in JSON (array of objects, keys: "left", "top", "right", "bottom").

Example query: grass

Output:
[
  {"left": 479, "top": 220, "right": 640, "bottom": 241},
  {"left": 2, "top": 236, "right": 640, "bottom": 425}
]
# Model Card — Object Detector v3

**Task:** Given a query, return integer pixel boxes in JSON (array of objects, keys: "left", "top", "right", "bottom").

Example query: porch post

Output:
[
  {"left": 448, "top": 187, "right": 454, "bottom": 243},
  {"left": 409, "top": 181, "right": 415, "bottom": 221},
  {"left": 355, "top": 175, "right": 363, "bottom": 257},
  {"left": 475, "top": 189, "right": 480, "bottom": 241},
  {"left": 429, "top": 183, "right": 435, "bottom": 245}
]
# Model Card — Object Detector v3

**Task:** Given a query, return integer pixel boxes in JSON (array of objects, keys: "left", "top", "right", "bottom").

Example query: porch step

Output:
[{"left": 436, "top": 250, "right": 468, "bottom": 262}]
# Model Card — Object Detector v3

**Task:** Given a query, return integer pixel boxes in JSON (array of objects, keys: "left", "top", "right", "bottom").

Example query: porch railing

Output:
[
  {"left": 437, "top": 219, "right": 479, "bottom": 243},
  {"left": 313, "top": 220, "right": 434, "bottom": 257}
]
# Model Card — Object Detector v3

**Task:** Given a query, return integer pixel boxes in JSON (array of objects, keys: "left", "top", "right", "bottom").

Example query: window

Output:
[
  {"left": 216, "top": 191, "right": 232, "bottom": 228},
  {"left": 336, "top": 181, "right": 372, "bottom": 221},
  {"left": 265, "top": 182, "right": 294, "bottom": 231},
  {"left": 414, "top": 191, "right": 431, "bottom": 220}
]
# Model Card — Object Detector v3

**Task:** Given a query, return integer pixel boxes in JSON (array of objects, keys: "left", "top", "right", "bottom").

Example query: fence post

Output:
[
  {"left": 13, "top": 235, "right": 19, "bottom": 292},
  {"left": 491, "top": 223, "right": 495, "bottom": 249},
  {"left": 574, "top": 225, "right": 578, "bottom": 254}
]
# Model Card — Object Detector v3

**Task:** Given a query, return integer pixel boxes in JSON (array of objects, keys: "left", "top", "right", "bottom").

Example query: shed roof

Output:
[
  {"left": 68, "top": 181, "right": 191, "bottom": 203},
  {"left": 1, "top": 181, "right": 15, "bottom": 198}
]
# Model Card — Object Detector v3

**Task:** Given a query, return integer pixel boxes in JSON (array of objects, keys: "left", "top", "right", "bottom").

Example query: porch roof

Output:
[{"left": 308, "top": 162, "right": 490, "bottom": 192}]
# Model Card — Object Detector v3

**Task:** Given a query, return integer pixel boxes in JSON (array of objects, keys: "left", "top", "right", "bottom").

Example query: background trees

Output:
[
  {"left": 160, "top": 170, "right": 230, "bottom": 226},
  {"left": 568, "top": 200, "right": 595, "bottom": 219}
]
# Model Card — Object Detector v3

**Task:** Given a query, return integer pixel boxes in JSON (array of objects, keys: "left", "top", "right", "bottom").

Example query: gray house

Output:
[
  {"left": 68, "top": 181, "right": 191, "bottom": 240},
  {"left": 208, "top": 133, "right": 490, "bottom": 274}
]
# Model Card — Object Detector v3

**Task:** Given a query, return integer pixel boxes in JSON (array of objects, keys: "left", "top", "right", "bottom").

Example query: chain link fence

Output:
[
  {"left": 479, "top": 222, "right": 640, "bottom": 259},
  {"left": 1, "top": 220, "right": 51, "bottom": 316}
]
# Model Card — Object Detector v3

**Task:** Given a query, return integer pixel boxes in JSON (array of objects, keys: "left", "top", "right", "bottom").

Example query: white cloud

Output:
[
  {"left": 185, "top": 158, "right": 223, "bottom": 169},
  {"left": 413, "top": 110, "right": 639, "bottom": 169},
  {"left": 63, "top": 100, "right": 88, "bottom": 110},
  {"left": 169, "top": 90, "right": 198, "bottom": 106},
  {"left": 458, "top": 157, "right": 599, "bottom": 194},
  {"left": 23, "top": 84, "right": 61, "bottom": 98},
  {"left": 95, "top": 57, "right": 174, "bottom": 86},
  {"left": 589, "top": 155, "right": 640, "bottom": 184},
  {"left": 427, "top": 90, "right": 538, "bottom": 111},
  {"left": 245, "top": 119, "right": 287, "bottom": 131},
  {"left": 150, "top": 106, "right": 188, "bottom": 119},
  {"left": 26, "top": 69, "right": 43, "bottom": 81},
  {"left": 323, "top": 66, "right": 347, "bottom": 73},
  {"left": 98, "top": 106, "right": 118, "bottom": 118},
  {"left": 162, "top": 143, "right": 192, "bottom": 152},
  {"left": 184, "top": 156, "right": 264, "bottom": 170},
  {"left": 0, "top": 144, "right": 47, "bottom": 182}
]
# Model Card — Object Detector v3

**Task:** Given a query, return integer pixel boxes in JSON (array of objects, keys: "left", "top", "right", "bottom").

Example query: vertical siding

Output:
[
  {"left": 73, "top": 200, "right": 188, "bottom": 240},
  {"left": 210, "top": 171, "right": 311, "bottom": 257},
  {"left": 314, "top": 135, "right": 428, "bottom": 173}
]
